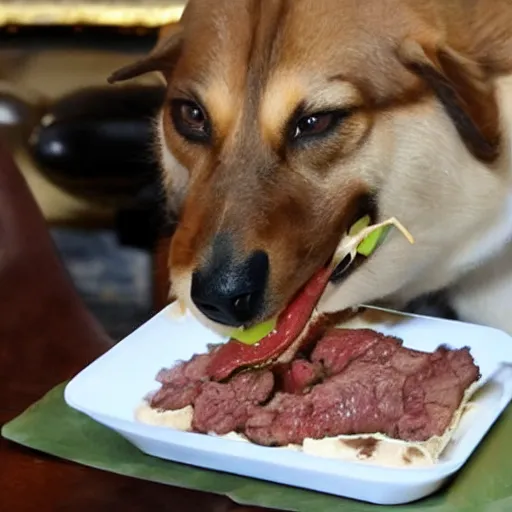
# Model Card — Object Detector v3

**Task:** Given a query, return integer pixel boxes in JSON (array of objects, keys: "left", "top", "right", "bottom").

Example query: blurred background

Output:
[{"left": 0, "top": 1, "right": 185, "bottom": 339}]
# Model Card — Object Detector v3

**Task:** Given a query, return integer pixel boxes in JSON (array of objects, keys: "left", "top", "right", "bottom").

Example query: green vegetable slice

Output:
[
  {"left": 230, "top": 317, "right": 277, "bottom": 345},
  {"left": 357, "top": 224, "right": 392, "bottom": 256},
  {"left": 332, "top": 216, "right": 414, "bottom": 268},
  {"left": 348, "top": 215, "right": 371, "bottom": 237}
]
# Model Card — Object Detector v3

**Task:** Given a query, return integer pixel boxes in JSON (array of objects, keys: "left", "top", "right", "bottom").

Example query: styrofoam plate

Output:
[{"left": 64, "top": 305, "right": 512, "bottom": 505}]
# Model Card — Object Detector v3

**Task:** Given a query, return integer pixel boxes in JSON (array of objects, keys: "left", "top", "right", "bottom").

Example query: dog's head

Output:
[{"left": 110, "top": 0, "right": 507, "bottom": 331}]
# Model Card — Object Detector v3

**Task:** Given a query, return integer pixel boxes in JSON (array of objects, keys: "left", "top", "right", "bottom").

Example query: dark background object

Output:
[
  {"left": 29, "top": 84, "right": 166, "bottom": 199},
  {"left": 0, "top": 25, "right": 158, "bottom": 52},
  {"left": 115, "top": 180, "right": 178, "bottom": 251},
  {"left": 403, "top": 291, "right": 458, "bottom": 320}
]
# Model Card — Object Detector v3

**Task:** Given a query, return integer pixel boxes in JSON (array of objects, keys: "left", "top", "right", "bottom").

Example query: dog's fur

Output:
[{"left": 110, "top": 0, "right": 512, "bottom": 335}]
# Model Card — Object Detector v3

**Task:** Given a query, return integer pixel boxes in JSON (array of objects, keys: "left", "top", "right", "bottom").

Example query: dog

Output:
[{"left": 109, "top": 0, "right": 512, "bottom": 336}]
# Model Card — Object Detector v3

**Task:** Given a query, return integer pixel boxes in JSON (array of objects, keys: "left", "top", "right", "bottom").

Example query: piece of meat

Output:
[
  {"left": 397, "top": 346, "right": 480, "bottom": 441},
  {"left": 445, "top": 346, "right": 481, "bottom": 389},
  {"left": 147, "top": 328, "right": 480, "bottom": 448},
  {"left": 245, "top": 363, "right": 406, "bottom": 446},
  {"left": 311, "top": 328, "right": 393, "bottom": 375},
  {"left": 244, "top": 330, "right": 480, "bottom": 446},
  {"left": 205, "top": 267, "right": 332, "bottom": 381},
  {"left": 275, "top": 360, "right": 324, "bottom": 394},
  {"left": 192, "top": 370, "right": 275, "bottom": 435},
  {"left": 150, "top": 381, "right": 203, "bottom": 411},
  {"left": 156, "top": 353, "right": 212, "bottom": 385},
  {"left": 206, "top": 268, "right": 359, "bottom": 382},
  {"left": 150, "top": 353, "right": 213, "bottom": 410}
]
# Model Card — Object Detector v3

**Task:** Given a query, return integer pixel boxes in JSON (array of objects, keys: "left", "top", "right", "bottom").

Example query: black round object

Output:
[{"left": 28, "top": 84, "right": 166, "bottom": 198}]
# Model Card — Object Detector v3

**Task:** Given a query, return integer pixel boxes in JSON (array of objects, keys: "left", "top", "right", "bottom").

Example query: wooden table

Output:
[{"left": 0, "top": 143, "right": 268, "bottom": 511}]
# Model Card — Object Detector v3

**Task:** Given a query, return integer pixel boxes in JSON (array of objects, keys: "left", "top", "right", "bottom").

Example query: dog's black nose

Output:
[{"left": 191, "top": 241, "right": 269, "bottom": 327}]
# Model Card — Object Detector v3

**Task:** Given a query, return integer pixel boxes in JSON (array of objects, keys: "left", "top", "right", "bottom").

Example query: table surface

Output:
[{"left": 0, "top": 145, "right": 268, "bottom": 512}]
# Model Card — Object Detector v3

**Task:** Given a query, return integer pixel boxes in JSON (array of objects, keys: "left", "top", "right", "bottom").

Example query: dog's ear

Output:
[
  {"left": 108, "top": 24, "right": 183, "bottom": 84},
  {"left": 398, "top": 39, "right": 500, "bottom": 163}
]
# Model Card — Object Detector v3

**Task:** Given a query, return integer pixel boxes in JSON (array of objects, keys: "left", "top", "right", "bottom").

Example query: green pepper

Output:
[
  {"left": 230, "top": 317, "right": 278, "bottom": 345},
  {"left": 357, "top": 225, "right": 392, "bottom": 256},
  {"left": 348, "top": 215, "right": 371, "bottom": 236},
  {"left": 348, "top": 216, "right": 393, "bottom": 258}
]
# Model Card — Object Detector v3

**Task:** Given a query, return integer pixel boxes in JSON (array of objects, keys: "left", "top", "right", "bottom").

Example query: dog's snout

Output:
[{"left": 191, "top": 247, "right": 269, "bottom": 327}]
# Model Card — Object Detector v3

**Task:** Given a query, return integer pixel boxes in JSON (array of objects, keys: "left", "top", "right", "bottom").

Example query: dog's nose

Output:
[{"left": 191, "top": 249, "right": 269, "bottom": 327}]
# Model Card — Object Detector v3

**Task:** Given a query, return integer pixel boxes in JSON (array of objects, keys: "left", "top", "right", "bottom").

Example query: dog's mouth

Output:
[
  {"left": 231, "top": 201, "right": 380, "bottom": 337},
  {"left": 205, "top": 216, "right": 414, "bottom": 381},
  {"left": 329, "top": 195, "right": 379, "bottom": 283}
]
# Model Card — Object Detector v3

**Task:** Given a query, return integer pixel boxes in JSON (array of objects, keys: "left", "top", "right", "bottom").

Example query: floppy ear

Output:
[
  {"left": 108, "top": 24, "right": 183, "bottom": 84},
  {"left": 398, "top": 39, "right": 501, "bottom": 163}
]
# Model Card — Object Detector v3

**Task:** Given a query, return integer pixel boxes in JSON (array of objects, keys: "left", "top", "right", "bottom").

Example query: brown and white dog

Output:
[{"left": 110, "top": 0, "right": 512, "bottom": 336}]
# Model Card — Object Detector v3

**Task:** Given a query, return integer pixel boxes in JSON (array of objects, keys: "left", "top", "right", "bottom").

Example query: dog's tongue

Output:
[
  {"left": 206, "top": 216, "right": 414, "bottom": 381},
  {"left": 206, "top": 266, "right": 333, "bottom": 381}
]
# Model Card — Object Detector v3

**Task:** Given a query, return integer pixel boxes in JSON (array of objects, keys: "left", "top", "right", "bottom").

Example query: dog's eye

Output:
[
  {"left": 290, "top": 109, "right": 350, "bottom": 144},
  {"left": 293, "top": 112, "right": 338, "bottom": 140},
  {"left": 170, "top": 99, "right": 210, "bottom": 143}
]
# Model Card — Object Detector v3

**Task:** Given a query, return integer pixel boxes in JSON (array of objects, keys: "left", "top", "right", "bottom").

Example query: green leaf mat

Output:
[{"left": 2, "top": 383, "right": 512, "bottom": 512}]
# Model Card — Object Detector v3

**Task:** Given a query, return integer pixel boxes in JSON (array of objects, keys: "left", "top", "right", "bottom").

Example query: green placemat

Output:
[{"left": 2, "top": 383, "right": 512, "bottom": 512}]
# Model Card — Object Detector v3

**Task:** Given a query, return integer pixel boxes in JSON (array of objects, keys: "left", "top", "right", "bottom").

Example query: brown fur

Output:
[{"left": 110, "top": 0, "right": 512, "bottom": 334}]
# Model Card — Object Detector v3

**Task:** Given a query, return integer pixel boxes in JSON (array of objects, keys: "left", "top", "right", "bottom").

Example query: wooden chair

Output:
[{"left": 0, "top": 141, "right": 264, "bottom": 512}]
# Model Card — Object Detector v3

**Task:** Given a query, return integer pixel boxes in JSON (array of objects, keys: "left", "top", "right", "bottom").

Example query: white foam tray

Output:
[{"left": 65, "top": 305, "right": 512, "bottom": 505}]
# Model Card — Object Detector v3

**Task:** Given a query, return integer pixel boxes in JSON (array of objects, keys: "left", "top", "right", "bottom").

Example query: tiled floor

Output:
[{"left": 51, "top": 227, "right": 153, "bottom": 341}]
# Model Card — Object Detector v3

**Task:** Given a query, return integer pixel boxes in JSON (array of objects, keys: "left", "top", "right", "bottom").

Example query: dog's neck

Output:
[
  {"left": 449, "top": 74, "right": 512, "bottom": 275},
  {"left": 453, "top": 193, "right": 512, "bottom": 276}
]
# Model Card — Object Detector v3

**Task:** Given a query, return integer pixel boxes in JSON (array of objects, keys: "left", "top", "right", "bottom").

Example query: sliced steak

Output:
[
  {"left": 397, "top": 346, "right": 479, "bottom": 441},
  {"left": 149, "top": 353, "right": 214, "bottom": 411},
  {"left": 311, "top": 328, "right": 393, "bottom": 375},
  {"left": 244, "top": 329, "right": 480, "bottom": 446},
  {"left": 147, "top": 328, "right": 480, "bottom": 447},
  {"left": 192, "top": 370, "right": 274, "bottom": 435},
  {"left": 206, "top": 262, "right": 359, "bottom": 382},
  {"left": 245, "top": 363, "right": 405, "bottom": 446},
  {"left": 205, "top": 267, "right": 331, "bottom": 381},
  {"left": 275, "top": 360, "right": 324, "bottom": 394}
]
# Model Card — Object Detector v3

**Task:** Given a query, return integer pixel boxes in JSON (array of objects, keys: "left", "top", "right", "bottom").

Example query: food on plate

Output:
[
  {"left": 348, "top": 214, "right": 391, "bottom": 257},
  {"left": 136, "top": 325, "right": 481, "bottom": 467},
  {"left": 138, "top": 216, "right": 472, "bottom": 467},
  {"left": 230, "top": 317, "right": 278, "bottom": 345}
]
